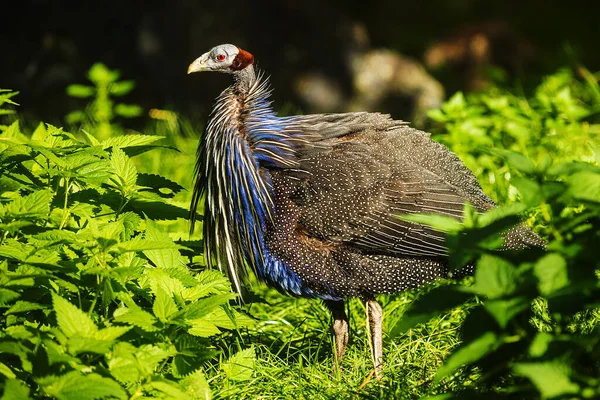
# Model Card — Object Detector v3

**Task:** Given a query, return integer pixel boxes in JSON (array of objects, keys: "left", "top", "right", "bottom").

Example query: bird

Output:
[{"left": 187, "top": 44, "right": 544, "bottom": 377}]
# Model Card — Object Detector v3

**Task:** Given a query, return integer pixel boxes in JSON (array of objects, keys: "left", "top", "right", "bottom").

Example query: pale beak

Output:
[{"left": 187, "top": 53, "right": 210, "bottom": 74}]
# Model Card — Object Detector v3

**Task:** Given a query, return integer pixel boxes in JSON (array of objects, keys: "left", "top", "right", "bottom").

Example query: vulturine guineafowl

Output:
[{"left": 187, "top": 44, "right": 544, "bottom": 376}]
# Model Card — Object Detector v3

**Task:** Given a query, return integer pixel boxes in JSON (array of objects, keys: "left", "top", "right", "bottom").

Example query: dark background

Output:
[{"left": 2, "top": 0, "right": 599, "bottom": 125}]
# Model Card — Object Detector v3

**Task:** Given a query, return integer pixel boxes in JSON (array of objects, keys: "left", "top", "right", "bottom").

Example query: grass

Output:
[{"left": 200, "top": 275, "right": 473, "bottom": 398}]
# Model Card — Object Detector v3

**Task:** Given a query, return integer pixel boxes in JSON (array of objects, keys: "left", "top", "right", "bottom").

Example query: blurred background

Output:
[{"left": 3, "top": 0, "right": 600, "bottom": 127}]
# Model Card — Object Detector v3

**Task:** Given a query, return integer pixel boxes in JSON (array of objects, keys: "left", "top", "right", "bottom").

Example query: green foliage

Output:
[
  {"left": 394, "top": 69, "right": 600, "bottom": 398},
  {"left": 66, "top": 63, "right": 143, "bottom": 140},
  {"left": 0, "top": 89, "right": 19, "bottom": 131},
  {"left": 0, "top": 94, "right": 252, "bottom": 399},
  {"left": 429, "top": 68, "right": 600, "bottom": 209}
]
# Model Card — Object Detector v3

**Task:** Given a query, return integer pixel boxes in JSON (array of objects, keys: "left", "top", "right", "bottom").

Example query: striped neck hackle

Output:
[{"left": 191, "top": 62, "right": 303, "bottom": 295}]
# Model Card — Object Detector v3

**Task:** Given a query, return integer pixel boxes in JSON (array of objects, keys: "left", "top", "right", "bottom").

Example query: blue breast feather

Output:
[{"left": 229, "top": 106, "right": 341, "bottom": 301}]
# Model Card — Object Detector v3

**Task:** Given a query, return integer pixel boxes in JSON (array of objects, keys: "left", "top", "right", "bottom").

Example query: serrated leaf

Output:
[
  {"left": 31, "top": 122, "right": 48, "bottom": 141},
  {"left": 153, "top": 287, "right": 179, "bottom": 323},
  {"left": 0, "top": 289, "right": 20, "bottom": 305},
  {"left": 180, "top": 369, "right": 211, "bottom": 400},
  {"left": 39, "top": 371, "right": 127, "bottom": 400},
  {"left": 113, "top": 307, "right": 159, "bottom": 331},
  {"left": 513, "top": 362, "right": 579, "bottom": 399},
  {"left": 1, "top": 379, "right": 31, "bottom": 400},
  {"left": 6, "top": 189, "right": 53, "bottom": 218},
  {"left": 75, "top": 160, "right": 112, "bottom": 186},
  {"left": 435, "top": 332, "right": 499, "bottom": 382},
  {"left": 110, "top": 147, "right": 137, "bottom": 192},
  {"left": 143, "top": 218, "right": 184, "bottom": 269},
  {"left": 107, "top": 342, "right": 141, "bottom": 385},
  {"left": 221, "top": 347, "right": 255, "bottom": 381},
  {"left": 95, "top": 326, "right": 131, "bottom": 341},
  {"left": 188, "top": 319, "right": 221, "bottom": 337},
  {"left": 5, "top": 301, "right": 46, "bottom": 314},
  {"left": 183, "top": 294, "right": 236, "bottom": 320},
  {"left": 102, "top": 134, "right": 164, "bottom": 149},
  {"left": 534, "top": 253, "right": 569, "bottom": 296},
  {"left": 52, "top": 293, "right": 97, "bottom": 338}
]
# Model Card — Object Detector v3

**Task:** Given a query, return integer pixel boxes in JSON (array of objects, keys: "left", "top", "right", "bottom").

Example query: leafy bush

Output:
[
  {"left": 0, "top": 92, "right": 252, "bottom": 399},
  {"left": 393, "top": 68, "right": 600, "bottom": 399}
]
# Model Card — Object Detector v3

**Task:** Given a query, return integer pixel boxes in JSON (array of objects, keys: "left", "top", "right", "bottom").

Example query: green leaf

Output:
[
  {"left": 102, "top": 134, "right": 164, "bottom": 149},
  {"left": 468, "top": 255, "right": 518, "bottom": 299},
  {"left": 107, "top": 342, "right": 140, "bottom": 385},
  {"left": 108, "top": 343, "right": 175, "bottom": 385},
  {"left": 490, "top": 149, "right": 536, "bottom": 174},
  {"left": 398, "top": 213, "right": 462, "bottom": 233},
  {"left": 114, "top": 103, "right": 143, "bottom": 118},
  {"left": 180, "top": 369, "right": 211, "bottom": 400},
  {"left": 143, "top": 218, "right": 185, "bottom": 269},
  {"left": 1, "top": 379, "right": 31, "bottom": 400},
  {"left": 187, "top": 319, "right": 221, "bottom": 337},
  {"left": 534, "top": 253, "right": 569, "bottom": 296},
  {"left": 513, "top": 362, "right": 579, "bottom": 399},
  {"left": 512, "top": 177, "right": 543, "bottom": 207},
  {"left": 435, "top": 332, "right": 499, "bottom": 382},
  {"left": 52, "top": 293, "right": 97, "bottom": 338},
  {"left": 66, "top": 84, "right": 95, "bottom": 98},
  {"left": 5, "top": 189, "right": 54, "bottom": 218},
  {"left": 5, "top": 301, "right": 46, "bottom": 314},
  {"left": 389, "top": 286, "right": 472, "bottom": 337},
  {"left": 484, "top": 297, "right": 529, "bottom": 328},
  {"left": 148, "top": 381, "right": 193, "bottom": 400},
  {"left": 88, "top": 63, "right": 119, "bottom": 84},
  {"left": 110, "top": 147, "right": 137, "bottom": 192},
  {"left": 221, "top": 347, "right": 256, "bottom": 382},
  {"left": 39, "top": 371, "right": 127, "bottom": 400},
  {"left": 109, "top": 80, "right": 135, "bottom": 96},
  {"left": 529, "top": 333, "right": 553, "bottom": 358},
  {"left": 567, "top": 171, "right": 600, "bottom": 203},
  {"left": 0, "top": 289, "right": 20, "bottom": 306},
  {"left": 183, "top": 294, "right": 236, "bottom": 320},
  {"left": 113, "top": 307, "right": 159, "bottom": 331},
  {"left": 153, "top": 287, "right": 179, "bottom": 323}
]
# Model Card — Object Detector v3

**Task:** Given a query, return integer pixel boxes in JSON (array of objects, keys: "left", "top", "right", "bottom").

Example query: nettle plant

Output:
[
  {"left": 66, "top": 63, "right": 143, "bottom": 140},
  {"left": 0, "top": 96, "right": 253, "bottom": 399},
  {"left": 392, "top": 68, "right": 600, "bottom": 398}
]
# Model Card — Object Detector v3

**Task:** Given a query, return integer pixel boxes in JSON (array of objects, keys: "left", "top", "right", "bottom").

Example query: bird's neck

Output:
[
  {"left": 201, "top": 67, "right": 300, "bottom": 293},
  {"left": 232, "top": 65, "right": 257, "bottom": 94}
]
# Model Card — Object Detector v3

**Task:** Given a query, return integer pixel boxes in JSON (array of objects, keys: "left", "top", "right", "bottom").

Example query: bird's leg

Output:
[
  {"left": 366, "top": 299, "right": 383, "bottom": 378},
  {"left": 324, "top": 300, "right": 349, "bottom": 371}
]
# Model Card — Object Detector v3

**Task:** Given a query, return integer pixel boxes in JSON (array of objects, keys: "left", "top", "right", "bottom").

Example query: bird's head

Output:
[{"left": 187, "top": 44, "right": 254, "bottom": 74}]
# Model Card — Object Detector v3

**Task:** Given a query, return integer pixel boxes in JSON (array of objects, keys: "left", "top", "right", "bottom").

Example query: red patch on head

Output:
[{"left": 231, "top": 48, "right": 254, "bottom": 70}]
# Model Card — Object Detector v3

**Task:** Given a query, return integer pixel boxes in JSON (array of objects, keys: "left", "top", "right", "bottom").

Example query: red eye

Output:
[{"left": 216, "top": 54, "right": 226, "bottom": 61}]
